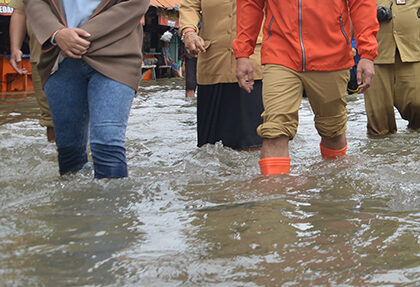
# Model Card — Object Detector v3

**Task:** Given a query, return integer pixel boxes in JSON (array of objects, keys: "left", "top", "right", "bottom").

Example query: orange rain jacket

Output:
[{"left": 233, "top": 0, "right": 379, "bottom": 72}]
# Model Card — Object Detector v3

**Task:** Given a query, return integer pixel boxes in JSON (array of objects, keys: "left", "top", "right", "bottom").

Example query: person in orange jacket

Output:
[{"left": 233, "top": 0, "right": 379, "bottom": 175}]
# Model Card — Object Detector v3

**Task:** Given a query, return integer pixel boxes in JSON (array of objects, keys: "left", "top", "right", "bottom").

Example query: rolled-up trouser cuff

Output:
[
  {"left": 39, "top": 119, "right": 54, "bottom": 128},
  {"left": 314, "top": 109, "right": 347, "bottom": 138},
  {"left": 257, "top": 121, "right": 296, "bottom": 139}
]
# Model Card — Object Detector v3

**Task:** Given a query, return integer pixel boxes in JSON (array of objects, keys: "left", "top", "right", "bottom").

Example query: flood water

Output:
[{"left": 0, "top": 79, "right": 419, "bottom": 286}]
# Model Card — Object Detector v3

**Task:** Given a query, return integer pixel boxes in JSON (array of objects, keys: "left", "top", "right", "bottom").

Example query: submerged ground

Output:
[{"left": 0, "top": 79, "right": 419, "bottom": 286}]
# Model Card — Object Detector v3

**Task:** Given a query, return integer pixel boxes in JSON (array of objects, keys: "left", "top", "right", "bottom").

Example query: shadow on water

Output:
[{"left": 0, "top": 79, "right": 419, "bottom": 286}]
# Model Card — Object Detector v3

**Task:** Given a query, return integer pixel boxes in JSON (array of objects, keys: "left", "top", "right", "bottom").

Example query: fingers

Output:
[
  {"left": 74, "top": 28, "right": 91, "bottom": 39},
  {"left": 247, "top": 69, "right": 254, "bottom": 87},
  {"left": 196, "top": 37, "right": 206, "bottom": 53},
  {"left": 357, "top": 68, "right": 363, "bottom": 90},
  {"left": 62, "top": 50, "right": 83, "bottom": 59},
  {"left": 357, "top": 58, "right": 375, "bottom": 93},
  {"left": 184, "top": 34, "right": 206, "bottom": 56},
  {"left": 55, "top": 28, "right": 91, "bottom": 58},
  {"left": 71, "top": 43, "right": 89, "bottom": 55},
  {"left": 240, "top": 80, "right": 254, "bottom": 94},
  {"left": 10, "top": 58, "right": 21, "bottom": 73},
  {"left": 9, "top": 52, "right": 27, "bottom": 74},
  {"left": 236, "top": 58, "right": 254, "bottom": 93}
]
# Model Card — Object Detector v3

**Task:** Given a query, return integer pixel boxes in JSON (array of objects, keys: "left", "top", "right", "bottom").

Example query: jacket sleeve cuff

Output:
[
  {"left": 41, "top": 28, "right": 63, "bottom": 52},
  {"left": 179, "top": 25, "right": 198, "bottom": 37},
  {"left": 359, "top": 50, "right": 377, "bottom": 62},
  {"left": 232, "top": 39, "right": 255, "bottom": 59}
]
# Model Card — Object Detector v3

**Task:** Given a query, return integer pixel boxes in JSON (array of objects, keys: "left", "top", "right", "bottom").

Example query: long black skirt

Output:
[{"left": 197, "top": 81, "right": 263, "bottom": 149}]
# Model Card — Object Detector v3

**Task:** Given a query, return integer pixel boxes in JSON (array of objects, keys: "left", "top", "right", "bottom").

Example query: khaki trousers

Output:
[
  {"left": 364, "top": 53, "right": 420, "bottom": 135},
  {"left": 31, "top": 63, "right": 53, "bottom": 127},
  {"left": 258, "top": 65, "right": 349, "bottom": 139}
]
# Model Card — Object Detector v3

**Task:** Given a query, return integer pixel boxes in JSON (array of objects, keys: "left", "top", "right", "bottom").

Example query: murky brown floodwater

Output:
[{"left": 0, "top": 79, "right": 419, "bottom": 286}]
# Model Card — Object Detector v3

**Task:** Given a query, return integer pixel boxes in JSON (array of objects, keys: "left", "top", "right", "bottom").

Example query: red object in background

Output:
[
  {"left": 158, "top": 8, "right": 179, "bottom": 28},
  {"left": 0, "top": 3, "right": 13, "bottom": 16},
  {"left": 0, "top": 55, "right": 33, "bottom": 92}
]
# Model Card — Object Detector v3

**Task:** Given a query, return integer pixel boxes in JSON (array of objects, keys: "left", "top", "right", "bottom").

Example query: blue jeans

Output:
[{"left": 44, "top": 58, "right": 135, "bottom": 178}]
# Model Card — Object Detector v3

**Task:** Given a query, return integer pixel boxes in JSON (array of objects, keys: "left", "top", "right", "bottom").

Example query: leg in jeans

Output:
[
  {"left": 87, "top": 70, "right": 135, "bottom": 178},
  {"left": 44, "top": 59, "right": 89, "bottom": 175}
]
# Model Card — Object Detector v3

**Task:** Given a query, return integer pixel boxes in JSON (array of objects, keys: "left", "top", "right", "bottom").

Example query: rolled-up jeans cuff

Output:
[
  {"left": 57, "top": 146, "right": 88, "bottom": 175},
  {"left": 91, "top": 143, "right": 128, "bottom": 178}
]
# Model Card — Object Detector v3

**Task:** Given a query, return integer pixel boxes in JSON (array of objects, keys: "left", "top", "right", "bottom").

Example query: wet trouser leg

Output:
[
  {"left": 364, "top": 63, "right": 396, "bottom": 135},
  {"left": 364, "top": 53, "right": 420, "bottom": 134},
  {"left": 44, "top": 59, "right": 89, "bottom": 175},
  {"left": 87, "top": 71, "right": 134, "bottom": 178},
  {"left": 258, "top": 65, "right": 348, "bottom": 140},
  {"left": 395, "top": 56, "right": 420, "bottom": 130},
  {"left": 44, "top": 58, "right": 134, "bottom": 177},
  {"left": 31, "top": 62, "right": 53, "bottom": 128}
]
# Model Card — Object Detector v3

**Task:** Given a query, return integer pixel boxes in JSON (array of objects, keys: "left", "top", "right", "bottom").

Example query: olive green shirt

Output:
[
  {"left": 375, "top": 0, "right": 420, "bottom": 64},
  {"left": 179, "top": 0, "right": 263, "bottom": 85},
  {"left": 8, "top": 0, "right": 41, "bottom": 64}
]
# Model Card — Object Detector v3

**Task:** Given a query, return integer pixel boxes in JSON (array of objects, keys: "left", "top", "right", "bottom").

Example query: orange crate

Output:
[{"left": 0, "top": 55, "right": 33, "bottom": 92}]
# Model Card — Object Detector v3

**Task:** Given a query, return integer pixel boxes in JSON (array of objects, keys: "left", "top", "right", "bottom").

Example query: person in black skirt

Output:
[{"left": 179, "top": 0, "right": 263, "bottom": 150}]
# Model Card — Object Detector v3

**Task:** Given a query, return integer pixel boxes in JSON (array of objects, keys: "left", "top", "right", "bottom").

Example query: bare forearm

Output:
[{"left": 9, "top": 9, "right": 26, "bottom": 52}]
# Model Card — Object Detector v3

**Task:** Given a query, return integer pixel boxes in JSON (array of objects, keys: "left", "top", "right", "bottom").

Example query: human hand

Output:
[
  {"left": 236, "top": 57, "right": 254, "bottom": 93},
  {"left": 10, "top": 48, "right": 27, "bottom": 74},
  {"left": 184, "top": 32, "right": 206, "bottom": 57},
  {"left": 357, "top": 58, "right": 375, "bottom": 93},
  {"left": 54, "top": 28, "right": 91, "bottom": 59}
]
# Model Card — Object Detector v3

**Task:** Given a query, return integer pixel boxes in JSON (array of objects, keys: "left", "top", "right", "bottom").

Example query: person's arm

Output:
[
  {"left": 24, "top": 0, "right": 90, "bottom": 58},
  {"left": 9, "top": 9, "right": 27, "bottom": 74},
  {"left": 23, "top": 0, "right": 65, "bottom": 50},
  {"left": 348, "top": 0, "right": 379, "bottom": 93},
  {"left": 179, "top": 0, "right": 205, "bottom": 56},
  {"left": 233, "top": 0, "right": 265, "bottom": 93}
]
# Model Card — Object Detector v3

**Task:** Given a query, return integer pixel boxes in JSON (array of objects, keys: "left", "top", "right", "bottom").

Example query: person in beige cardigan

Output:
[
  {"left": 179, "top": 0, "right": 264, "bottom": 150},
  {"left": 24, "top": 0, "right": 149, "bottom": 178}
]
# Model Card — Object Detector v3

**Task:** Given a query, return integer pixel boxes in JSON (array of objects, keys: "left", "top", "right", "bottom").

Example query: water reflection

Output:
[{"left": 0, "top": 79, "right": 419, "bottom": 286}]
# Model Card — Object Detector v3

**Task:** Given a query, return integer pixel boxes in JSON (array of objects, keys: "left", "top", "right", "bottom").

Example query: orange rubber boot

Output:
[
  {"left": 259, "top": 157, "right": 291, "bottom": 175},
  {"left": 320, "top": 142, "right": 348, "bottom": 159}
]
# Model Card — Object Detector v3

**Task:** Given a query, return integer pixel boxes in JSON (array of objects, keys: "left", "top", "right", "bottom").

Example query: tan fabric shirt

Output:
[
  {"left": 375, "top": 0, "right": 420, "bottom": 64},
  {"left": 24, "top": 0, "right": 149, "bottom": 90},
  {"left": 8, "top": 0, "right": 41, "bottom": 64},
  {"left": 179, "top": 0, "right": 263, "bottom": 85}
]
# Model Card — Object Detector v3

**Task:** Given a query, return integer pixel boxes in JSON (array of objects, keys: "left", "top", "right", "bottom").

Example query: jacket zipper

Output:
[
  {"left": 339, "top": 14, "right": 350, "bottom": 45},
  {"left": 265, "top": 16, "right": 274, "bottom": 41},
  {"left": 298, "top": 0, "right": 306, "bottom": 72}
]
